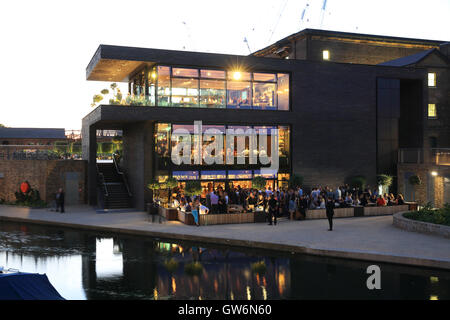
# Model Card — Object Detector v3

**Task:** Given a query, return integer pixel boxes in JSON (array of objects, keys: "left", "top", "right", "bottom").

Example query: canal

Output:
[{"left": 0, "top": 221, "right": 449, "bottom": 300}]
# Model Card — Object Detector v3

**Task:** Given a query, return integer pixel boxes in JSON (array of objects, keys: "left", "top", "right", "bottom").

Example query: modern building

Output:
[{"left": 81, "top": 28, "right": 450, "bottom": 210}]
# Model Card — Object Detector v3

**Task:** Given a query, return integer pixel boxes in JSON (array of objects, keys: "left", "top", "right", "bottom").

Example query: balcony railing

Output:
[{"left": 398, "top": 148, "right": 450, "bottom": 166}]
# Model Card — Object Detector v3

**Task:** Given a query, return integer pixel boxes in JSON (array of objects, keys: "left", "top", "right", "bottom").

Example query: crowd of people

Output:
[{"left": 170, "top": 183, "right": 406, "bottom": 226}]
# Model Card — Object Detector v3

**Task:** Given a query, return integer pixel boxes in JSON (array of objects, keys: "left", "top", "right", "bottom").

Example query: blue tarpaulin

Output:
[{"left": 0, "top": 273, "right": 65, "bottom": 300}]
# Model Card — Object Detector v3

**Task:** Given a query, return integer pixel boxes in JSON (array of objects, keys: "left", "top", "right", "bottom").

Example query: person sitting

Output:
[
  {"left": 318, "top": 196, "right": 326, "bottom": 209},
  {"left": 376, "top": 195, "right": 386, "bottom": 206},
  {"left": 396, "top": 194, "right": 405, "bottom": 205},
  {"left": 352, "top": 196, "right": 361, "bottom": 206}
]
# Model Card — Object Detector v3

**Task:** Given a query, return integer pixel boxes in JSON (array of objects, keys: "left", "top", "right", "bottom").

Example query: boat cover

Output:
[{"left": 0, "top": 273, "right": 65, "bottom": 300}]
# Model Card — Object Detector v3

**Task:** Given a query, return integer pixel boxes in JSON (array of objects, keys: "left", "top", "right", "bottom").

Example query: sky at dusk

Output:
[{"left": 1, "top": 0, "right": 449, "bottom": 130}]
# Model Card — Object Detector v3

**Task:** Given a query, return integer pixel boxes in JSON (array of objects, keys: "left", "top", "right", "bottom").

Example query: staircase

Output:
[{"left": 97, "top": 162, "right": 132, "bottom": 209}]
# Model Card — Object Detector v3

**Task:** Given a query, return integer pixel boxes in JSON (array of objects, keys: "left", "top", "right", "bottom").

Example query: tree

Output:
[
  {"left": 184, "top": 180, "right": 202, "bottom": 198},
  {"left": 252, "top": 176, "right": 266, "bottom": 190},
  {"left": 377, "top": 174, "right": 393, "bottom": 194},
  {"left": 289, "top": 174, "right": 304, "bottom": 189},
  {"left": 0, "top": 124, "right": 5, "bottom": 127},
  {"left": 165, "top": 177, "right": 178, "bottom": 205},
  {"left": 349, "top": 175, "right": 366, "bottom": 190}
]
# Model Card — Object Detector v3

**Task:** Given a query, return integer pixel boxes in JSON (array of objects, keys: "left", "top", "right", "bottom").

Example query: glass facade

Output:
[
  {"left": 128, "top": 65, "right": 290, "bottom": 110},
  {"left": 154, "top": 122, "right": 290, "bottom": 180}
]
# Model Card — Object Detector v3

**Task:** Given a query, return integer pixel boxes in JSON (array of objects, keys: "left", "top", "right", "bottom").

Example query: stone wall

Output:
[
  {"left": 0, "top": 160, "right": 87, "bottom": 205},
  {"left": 393, "top": 212, "right": 450, "bottom": 238}
]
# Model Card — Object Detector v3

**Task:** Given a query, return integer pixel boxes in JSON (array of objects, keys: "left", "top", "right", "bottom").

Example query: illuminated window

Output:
[
  {"left": 323, "top": 50, "right": 330, "bottom": 60},
  {"left": 428, "top": 73, "right": 436, "bottom": 87},
  {"left": 428, "top": 104, "right": 437, "bottom": 118},
  {"left": 200, "top": 80, "right": 225, "bottom": 108}
]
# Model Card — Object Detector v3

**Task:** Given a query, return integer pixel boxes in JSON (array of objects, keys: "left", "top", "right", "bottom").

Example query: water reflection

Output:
[{"left": 0, "top": 221, "right": 449, "bottom": 300}]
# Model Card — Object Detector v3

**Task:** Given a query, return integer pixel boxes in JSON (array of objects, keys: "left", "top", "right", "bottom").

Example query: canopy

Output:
[{"left": 0, "top": 273, "right": 65, "bottom": 300}]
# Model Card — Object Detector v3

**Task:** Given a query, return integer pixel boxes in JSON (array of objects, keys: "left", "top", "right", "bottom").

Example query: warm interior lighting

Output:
[
  {"left": 428, "top": 73, "right": 436, "bottom": 87},
  {"left": 233, "top": 71, "right": 242, "bottom": 80},
  {"left": 430, "top": 295, "right": 439, "bottom": 300},
  {"left": 431, "top": 171, "right": 438, "bottom": 176},
  {"left": 428, "top": 104, "right": 436, "bottom": 118},
  {"left": 323, "top": 50, "right": 330, "bottom": 60},
  {"left": 151, "top": 72, "right": 157, "bottom": 79}
]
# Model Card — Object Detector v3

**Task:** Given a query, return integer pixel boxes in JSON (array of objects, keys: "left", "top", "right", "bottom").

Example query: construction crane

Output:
[
  {"left": 319, "top": 0, "right": 328, "bottom": 28},
  {"left": 181, "top": 21, "right": 196, "bottom": 51},
  {"left": 243, "top": 37, "right": 252, "bottom": 54}
]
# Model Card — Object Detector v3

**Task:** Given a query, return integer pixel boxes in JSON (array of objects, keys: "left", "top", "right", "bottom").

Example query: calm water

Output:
[{"left": 0, "top": 221, "right": 449, "bottom": 300}]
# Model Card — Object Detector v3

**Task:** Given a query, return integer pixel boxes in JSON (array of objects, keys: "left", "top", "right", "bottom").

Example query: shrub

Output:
[
  {"left": 163, "top": 258, "right": 179, "bottom": 273},
  {"left": 252, "top": 176, "right": 266, "bottom": 190},
  {"left": 403, "top": 202, "right": 450, "bottom": 226},
  {"left": 184, "top": 180, "right": 202, "bottom": 197},
  {"left": 289, "top": 174, "right": 304, "bottom": 188},
  {"left": 349, "top": 175, "right": 366, "bottom": 190}
]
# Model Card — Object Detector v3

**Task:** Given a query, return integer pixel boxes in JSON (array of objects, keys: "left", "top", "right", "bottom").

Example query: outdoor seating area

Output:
[{"left": 148, "top": 182, "right": 417, "bottom": 226}]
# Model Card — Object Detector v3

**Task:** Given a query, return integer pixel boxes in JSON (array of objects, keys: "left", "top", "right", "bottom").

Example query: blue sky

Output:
[{"left": 1, "top": 0, "right": 449, "bottom": 130}]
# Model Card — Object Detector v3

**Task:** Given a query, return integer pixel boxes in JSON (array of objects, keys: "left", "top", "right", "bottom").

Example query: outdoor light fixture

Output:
[
  {"left": 151, "top": 72, "right": 157, "bottom": 79},
  {"left": 323, "top": 50, "right": 330, "bottom": 60},
  {"left": 233, "top": 71, "right": 242, "bottom": 80},
  {"left": 431, "top": 171, "right": 438, "bottom": 176}
]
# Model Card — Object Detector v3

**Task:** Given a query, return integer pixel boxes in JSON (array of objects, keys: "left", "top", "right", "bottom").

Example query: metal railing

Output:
[
  {"left": 398, "top": 148, "right": 450, "bottom": 165},
  {"left": 113, "top": 155, "right": 132, "bottom": 197}
]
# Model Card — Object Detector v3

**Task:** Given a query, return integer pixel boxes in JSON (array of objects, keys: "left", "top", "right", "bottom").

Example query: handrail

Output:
[
  {"left": 113, "top": 155, "right": 132, "bottom": 197},
  {"left": 96, "top": 163, "right": 109, "bottom": 197}
]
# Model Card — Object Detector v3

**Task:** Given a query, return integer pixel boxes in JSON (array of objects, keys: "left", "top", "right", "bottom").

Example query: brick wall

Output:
[
  {"left": 0, "top": 160, "right": 87, "bottom": 205},
  {"left": 397, "top": 163, "right": 449, "bottom": 207}
]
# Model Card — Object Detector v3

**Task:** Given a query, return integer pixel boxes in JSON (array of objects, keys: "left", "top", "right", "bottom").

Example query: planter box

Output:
[
  {"left": 158, "top": 206, "right": 178, "bottom": 220},
  {"left": 199, "top": 212, "right": 255, "bottom": 226},
  {"left": 364, "top": 205, "right": 409, "bottom": 216},
  {"left": 305, "top": 207, "right": 354, "bottom": 219},
  {"left": 177, "top": 210, "right": 195, "bottom": 225}
]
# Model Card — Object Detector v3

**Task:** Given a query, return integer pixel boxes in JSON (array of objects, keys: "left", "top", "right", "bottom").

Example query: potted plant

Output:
[
  {"left": 289, "top": 174, "right": 304, "bottom": 189},
  {"left": 252, "top": 176, "right": 266, "bottom": 190},
  {"left": 377, "top": 174, "right": 393, "bottom": 195}
]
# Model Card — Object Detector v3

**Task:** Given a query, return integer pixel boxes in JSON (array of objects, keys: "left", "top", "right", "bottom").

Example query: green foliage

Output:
[
  {"left": 0, "top": 124, "right": 5, "bottom": 127},
  {"left": 14, "top": 184, "right": 47, "bottom": 208},
  {"left": 252, "top": 176, "right": 266, "bottom": 190},
  {"left": 377, "top": 174, "right": 393, "bottom": 187},
  {"left": 404, "top": 202, "right": 450, "bottom": 226},
  {"left": 289, "top": 174, "right": 304, "bottom": 188},
  {"left": 166, "top": 177, "right": 178, "bottom": 189},
  {"left": 100, "top": 142, "right": 113, "bottom": 154},
  {"left": 100, "top": 89, "right": 109, "bottom": 95},
  {"left": 409, "top": 175, "right": 422, "bottom": 186},
  {"left": 184, "top": 262, "right": 203, "bottom": 277},
  {"left": 349, "top": 175, "right": 366, "bottom": 189},
  {"left": 163, "top": 258, "right": 179, "bottom": 273},
  {"left": 184, "top": 180, "right": 202, "bottom": 197},
  {"left": 147, "top": 180, "right": 162, "bottom": 190},
  {"left": 251, "top": 261, "right": 267, "bottom": 275}
]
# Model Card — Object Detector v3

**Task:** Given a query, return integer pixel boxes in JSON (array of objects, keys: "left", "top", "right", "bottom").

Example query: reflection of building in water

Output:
[{"left": 153, "top": 242, "right": 291, "bottom": 300}]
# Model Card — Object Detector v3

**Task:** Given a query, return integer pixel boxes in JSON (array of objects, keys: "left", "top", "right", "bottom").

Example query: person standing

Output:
[
  {"left": 56, "top": 188, "right": 65, "bottom": 213},
  {"left": 267, "top": 194, "right": 278, "bottom": 225},
  {"left": 325, "top": 197, "right": 334, "bottom": 231}
]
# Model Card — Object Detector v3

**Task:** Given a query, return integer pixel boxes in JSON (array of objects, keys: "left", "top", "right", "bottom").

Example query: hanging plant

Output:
[{"left": 409, "top": 175, "right": 422, "bottom": 186}]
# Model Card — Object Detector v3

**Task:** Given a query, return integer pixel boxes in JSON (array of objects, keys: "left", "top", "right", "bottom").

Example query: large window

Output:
[
  {"left": 200, "top": 80, "right": 225, "bottom": 108},
  {"left": 227, "top": 81, "right": 252, "bottom": 109},
  {"left": 130, "top": 66, "right": 290, "bottom": 110},
  {"left": 157, "top": 66, "right": 171, "bottom": 106}
]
